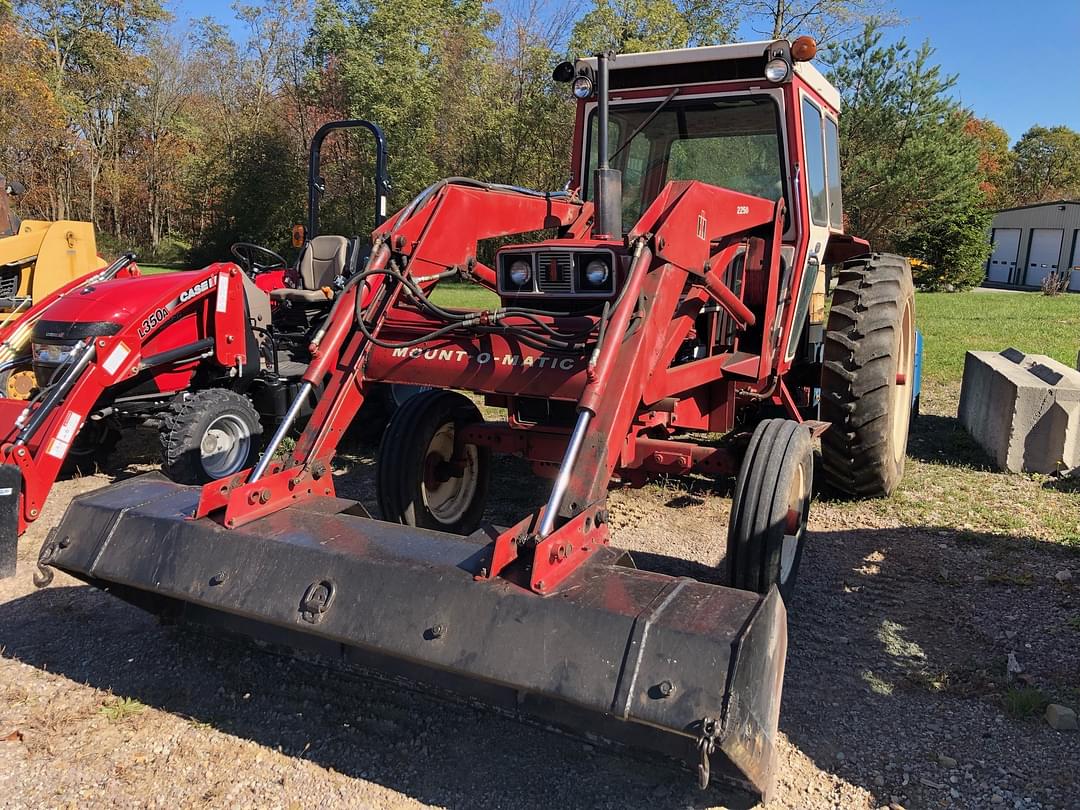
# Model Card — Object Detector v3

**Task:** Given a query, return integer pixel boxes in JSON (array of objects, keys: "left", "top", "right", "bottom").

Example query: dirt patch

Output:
[{"left": 1, "top": 388, "right": 1078, "bottom": 809}]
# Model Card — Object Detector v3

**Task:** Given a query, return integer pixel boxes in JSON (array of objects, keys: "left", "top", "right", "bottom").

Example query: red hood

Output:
[{"left": 35, "top": 265, "right": 234, "bottom": 327}]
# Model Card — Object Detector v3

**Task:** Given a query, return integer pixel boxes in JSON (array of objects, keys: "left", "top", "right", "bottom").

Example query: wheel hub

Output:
[
  {"left": 421, "top": 425, "right": 479, "bottom": 525},
  {"left": 199, "top": 414, "right": 252, "bottom": 479}
]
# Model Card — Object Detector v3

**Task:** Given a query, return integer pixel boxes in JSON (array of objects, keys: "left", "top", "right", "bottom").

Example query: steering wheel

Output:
[{"left": 230, "top": 242, "right": 288, "bottom": 277}]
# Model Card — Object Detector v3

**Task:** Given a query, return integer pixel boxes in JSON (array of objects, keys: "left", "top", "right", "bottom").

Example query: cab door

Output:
[{"left": 785, "top": 93, "right": 837, "bottom": 363}]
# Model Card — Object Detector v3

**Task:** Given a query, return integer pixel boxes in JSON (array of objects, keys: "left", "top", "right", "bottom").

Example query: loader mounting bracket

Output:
[{"left": 475, "top": 501, "right": 611, "bottom": 593}]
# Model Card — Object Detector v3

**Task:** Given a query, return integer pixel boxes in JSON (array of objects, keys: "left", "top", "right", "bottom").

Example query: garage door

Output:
[
  {"left": 1070, "top": 230, "right": 1080, "bottom": 292},
  {"left": 986, "top": 228, "right": 1020, "bottom": 283},
  {"left": 1024, "top": 228, "right": 1064, "bottom": 287}
]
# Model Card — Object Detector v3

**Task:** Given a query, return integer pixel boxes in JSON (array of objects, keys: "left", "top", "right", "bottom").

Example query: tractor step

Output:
[{"left": 38, "top": 474, "right": 787, "bottom": 799}]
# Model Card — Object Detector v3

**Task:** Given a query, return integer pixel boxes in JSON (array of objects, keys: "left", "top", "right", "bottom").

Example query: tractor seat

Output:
[{"left": 270, "top": 235, "right": 350, "bottom": 304}]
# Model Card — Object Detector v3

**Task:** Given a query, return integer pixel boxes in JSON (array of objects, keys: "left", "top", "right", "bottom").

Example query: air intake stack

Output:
[{"left": 592, "top": 52, "right": 622, "bottom": 240}]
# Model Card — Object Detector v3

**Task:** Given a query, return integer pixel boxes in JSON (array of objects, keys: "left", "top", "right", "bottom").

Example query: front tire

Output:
[
  {"left": 377, "top": 390, "right": 489, "bottom": 535},
  {"left": 727, "top": 419, "right": 813, "bottom": 604},
  {"left": 160, "top": 389, "right": 262, "bottom": 484},
  {"left": 820, "top": 253, "right": 915, "bottom": 498}
]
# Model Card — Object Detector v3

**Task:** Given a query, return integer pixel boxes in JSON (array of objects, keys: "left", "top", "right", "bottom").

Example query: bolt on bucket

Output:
[{"left": 37, "top": 473, "right": 787, "bottom": 799}]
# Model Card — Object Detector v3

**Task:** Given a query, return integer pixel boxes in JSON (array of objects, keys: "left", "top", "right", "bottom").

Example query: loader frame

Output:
[{"left": 198, "top": 49, "right": 846, "bottom": 595}]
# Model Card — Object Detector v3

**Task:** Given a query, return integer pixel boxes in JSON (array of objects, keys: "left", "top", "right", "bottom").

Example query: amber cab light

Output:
[{"left": 791, "top": 36, "right": 818, "bottom": 62}]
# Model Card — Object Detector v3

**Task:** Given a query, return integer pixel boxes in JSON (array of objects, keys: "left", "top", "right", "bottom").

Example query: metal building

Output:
[{"left": 985, "top": 200, "right": 1080, "bottom": 290}]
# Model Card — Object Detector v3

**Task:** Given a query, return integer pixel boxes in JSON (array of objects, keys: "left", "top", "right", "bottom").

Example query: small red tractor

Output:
[
  {"left": 30, "top": 39, "right": 916, "bottom": 798},
  {"left": 0, "top": 121, "right": 406, "bottom": 554}
]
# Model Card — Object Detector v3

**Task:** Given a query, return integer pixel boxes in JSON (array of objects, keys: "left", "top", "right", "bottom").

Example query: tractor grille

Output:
[
  {"left": 535, "top": 252, "right": 573, "bottom": 294},
  {"left": 0, "top": 269, "right": 19, "bottom": 300}
]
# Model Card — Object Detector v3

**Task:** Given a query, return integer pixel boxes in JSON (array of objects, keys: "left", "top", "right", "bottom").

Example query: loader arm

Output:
[
  {"left": 200, "top": 179, "right": 788, "bottom": 590},
  {"left": 40, "top": 183, "right": 792, "bottom": 798},
  {"left": 198, "top": 184, "right": 584, "bottom": 526}
]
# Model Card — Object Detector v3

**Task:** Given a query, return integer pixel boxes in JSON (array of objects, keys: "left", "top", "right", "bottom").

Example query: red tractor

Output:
[
  {"left": 31, "top": 39, "right": 916, "bottom": 799},
  {"left": 0, "top": 121, "right": 407, "bottom": 554}
]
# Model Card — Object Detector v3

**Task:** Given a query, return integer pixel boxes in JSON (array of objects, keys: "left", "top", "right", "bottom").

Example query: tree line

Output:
[{"left": 3, "top": 0, "right": 1078, "bottom": 288}]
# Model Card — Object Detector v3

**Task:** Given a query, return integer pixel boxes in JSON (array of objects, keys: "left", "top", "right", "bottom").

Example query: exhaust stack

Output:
[{"left": 592, "top": 52, "right": 622, "bottom": 240}]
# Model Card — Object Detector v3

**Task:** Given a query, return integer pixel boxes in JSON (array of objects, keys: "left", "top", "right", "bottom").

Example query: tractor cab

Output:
[{"left": 497, "top": 40, "right": 861, "bottom": 374}]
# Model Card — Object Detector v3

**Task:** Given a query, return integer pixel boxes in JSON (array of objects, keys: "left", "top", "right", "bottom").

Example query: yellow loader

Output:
[{"left": 0, "top": 177, "right": 105, "bottom": 397}]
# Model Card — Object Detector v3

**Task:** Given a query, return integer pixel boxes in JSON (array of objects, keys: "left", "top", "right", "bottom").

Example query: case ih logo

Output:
[
  {"left": 547, "top": 257, "right": 559, "bottom": 283},
  {"left": 390, "top": 346, "right": 579, "bottom": 370},
  {"left": 179, "top": 275, "right": 216, "bottom": 303},
  {"left": 696, "top": 212, "right": 707, "bottom": 240}
]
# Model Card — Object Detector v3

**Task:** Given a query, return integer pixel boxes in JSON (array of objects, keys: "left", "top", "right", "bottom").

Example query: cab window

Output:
[
  {"left": 585, "top": 96, "right": 786, "bottom": 228},
  {"left": 824, "top": 115, "right": 843, "bottom": 229},
  {"left": 801, "top": 97, "right": 828, "bottom": 226}
]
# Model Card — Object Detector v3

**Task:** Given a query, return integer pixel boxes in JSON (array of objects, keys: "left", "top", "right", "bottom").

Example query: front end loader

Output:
[{"left": 32, "top": 40, "right": 918, "bottom": 799}]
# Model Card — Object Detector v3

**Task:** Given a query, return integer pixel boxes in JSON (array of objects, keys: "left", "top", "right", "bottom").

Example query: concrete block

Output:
[{"left": 957, "top": 348, "right": 1080, "bottom": 474}]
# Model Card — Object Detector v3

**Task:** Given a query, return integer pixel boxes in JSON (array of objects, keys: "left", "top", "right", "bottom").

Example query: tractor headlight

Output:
[
  {"left": 583, "top": 259, "right": 610, "bottom": 286},
  {"left": 32, "top": 342, "right": 77, "bottom": 365},
  {"left": 765, "top": 57, "right": 790, "bottom": 82},
  {"left": 509, "top": 259, "right": 532, "bottom": 286},
  {"left": 575, "top": 254, "right": 614, "bottom": 293},
  {"left": 572, "top": 75, "right": 594, "bottom": 99}
]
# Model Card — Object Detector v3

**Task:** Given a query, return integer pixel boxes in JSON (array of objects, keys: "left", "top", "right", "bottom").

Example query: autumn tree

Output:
[
  {"left": 0, "top": 13, "right": 68, "bottom": 219},
  {"left": 570, "top": 0, "right": 737, "bottom": 54},
  {"left": 964, "top": 117, "right": 1013, "bottom": 209},
  {"left": 1009, "top": 125, "right": 1080, "bottom": 205}
]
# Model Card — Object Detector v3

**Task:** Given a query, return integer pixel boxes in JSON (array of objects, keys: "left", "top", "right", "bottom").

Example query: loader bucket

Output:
[{"left": 38, "top": 474, "right": 787, "bottom": 799}]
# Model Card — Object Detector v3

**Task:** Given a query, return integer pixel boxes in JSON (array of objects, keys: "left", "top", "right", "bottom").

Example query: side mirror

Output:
[
  {"left": 552, "top": 61, "right": 575, "bottom": 83},
  {"left": 291, "top": 224, "right": 306, "bottom": 249}
]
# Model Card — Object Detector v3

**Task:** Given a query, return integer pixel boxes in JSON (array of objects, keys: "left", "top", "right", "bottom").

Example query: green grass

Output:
[
  {"left": 137, "top": 263, "right": 187, "bottom": 275},
  {"left": 429, "top": 281, "right": 499, "bottom": 309},
  {"left": 98, "top": 696, "right": 147, "bottom": 722},
  {"left": 916, "top": 291, "right": 1080, "bottom": 386},
  {"left": 1002, "top": 687, "right": 1048, "bottom": 719}
]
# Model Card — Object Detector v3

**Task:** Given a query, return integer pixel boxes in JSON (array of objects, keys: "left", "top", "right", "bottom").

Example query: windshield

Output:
[{"left": 585, "top": 96, "right": 786, "bottom": 228}]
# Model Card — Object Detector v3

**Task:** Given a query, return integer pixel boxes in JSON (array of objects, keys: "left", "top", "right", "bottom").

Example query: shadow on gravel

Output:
[
  {"left": 781, "top": 523, "right": 1079, "bottom": 809},
  {"left": 0, "top": 582, "right": 755, "bottom": 810}
]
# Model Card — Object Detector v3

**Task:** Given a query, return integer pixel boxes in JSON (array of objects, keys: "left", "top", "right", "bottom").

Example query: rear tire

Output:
[
  {"left": 377, "top": 390, "right": 489, "bottom": 535},
  {"left": 727, "top": 419, "right": 813, "bottom": 604},
  {"left": 160, "top": 389, "right": 262, "bottom": 484},
  {"left": 63, "top": 421, "right": 121, "bottom": 476},
  {"left": 820, "top": 253, "right": 915, "bottom": 498}
]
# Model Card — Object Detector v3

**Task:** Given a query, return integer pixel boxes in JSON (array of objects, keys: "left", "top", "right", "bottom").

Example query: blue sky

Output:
[
  {"left": 173, "top": 0, "right": 1079, "bottom": 142},
  {"left": 876, "top": 0, "right": 1080, "bottom": 141}
]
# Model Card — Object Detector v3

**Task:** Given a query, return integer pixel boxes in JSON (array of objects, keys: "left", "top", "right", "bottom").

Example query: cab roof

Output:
[{"left": 576, "top": 41, "right": 841, "bottom": 112}]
